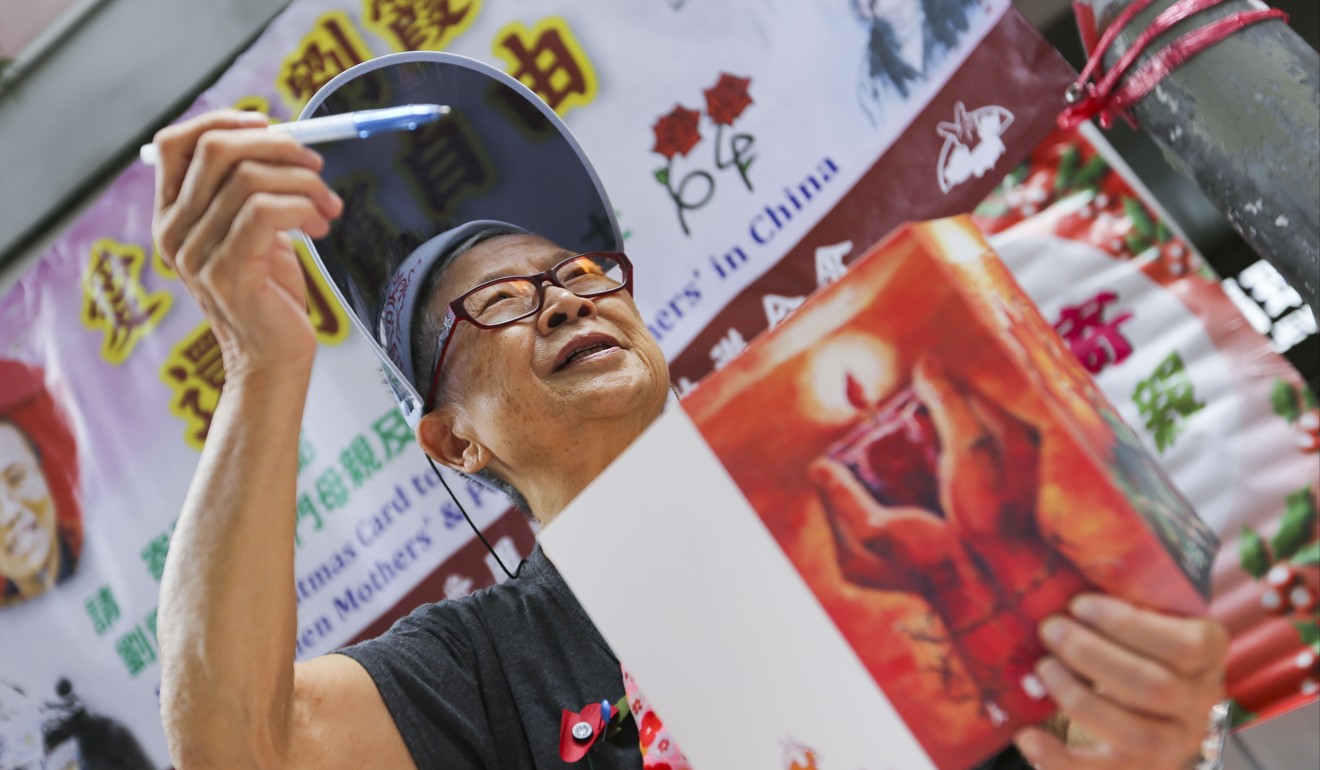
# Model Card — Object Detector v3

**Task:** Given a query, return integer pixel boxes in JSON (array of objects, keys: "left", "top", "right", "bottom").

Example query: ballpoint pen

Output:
[{"left": 138, "top": 104, "right": 450, "bottom": 166}]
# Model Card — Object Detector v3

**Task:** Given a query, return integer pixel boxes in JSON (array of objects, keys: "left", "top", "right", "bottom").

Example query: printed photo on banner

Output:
[
  {"left": 0, "top": 360, "right": 82, "bottom": 609},
  {"left": 0, "top": 674, "right": 154, "bottom": 769}
]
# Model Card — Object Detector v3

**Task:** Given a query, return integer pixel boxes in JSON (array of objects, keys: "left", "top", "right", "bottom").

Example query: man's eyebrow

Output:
[{"left": 470, "top": 249, "right": 574, "bottom": 286}]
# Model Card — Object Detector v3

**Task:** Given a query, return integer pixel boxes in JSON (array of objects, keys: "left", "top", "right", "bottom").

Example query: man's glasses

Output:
[{"left": 424, "top": 252, "right": 633, "bottom": 410}]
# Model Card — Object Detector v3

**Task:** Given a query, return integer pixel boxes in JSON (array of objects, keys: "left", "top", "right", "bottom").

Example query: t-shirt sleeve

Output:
[
  {"left": 974, "top": 747, "right": 1031, "bottom": 770},
  {"left": 335, "top": 602, "right": 493, "bottom": 769}
]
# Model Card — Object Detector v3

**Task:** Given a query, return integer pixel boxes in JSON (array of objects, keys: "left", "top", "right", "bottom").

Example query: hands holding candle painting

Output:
[{"left": 810, "top": 359, "right": 1229, "bottom": 770}]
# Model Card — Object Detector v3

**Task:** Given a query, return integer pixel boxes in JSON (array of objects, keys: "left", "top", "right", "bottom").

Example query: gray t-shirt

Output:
[
  {"left": 338, "top": 545, "right": 641, "bottom": 768},
  {"left": 339, "top": 545, "right": 1029, "bottom": 770}
]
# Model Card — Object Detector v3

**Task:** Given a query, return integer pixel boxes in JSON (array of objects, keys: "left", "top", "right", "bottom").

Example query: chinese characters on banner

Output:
[{"left": 80, "top": 240, "right": 172, "bottom": 365}]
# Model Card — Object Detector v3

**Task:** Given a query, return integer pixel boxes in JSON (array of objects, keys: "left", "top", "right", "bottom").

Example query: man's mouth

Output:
[{"left": 554, "top": 333, "right": 623, "bottom": 372}]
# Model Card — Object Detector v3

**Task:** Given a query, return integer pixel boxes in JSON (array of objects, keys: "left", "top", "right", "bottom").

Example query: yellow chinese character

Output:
[
  {"left": 160, "top": 321, "right": 224, "bottom": 450},
  {"left": 320, "top": 172, "right": 398, "bottom": 306},
  {"left": 364, "top": 0, "right": 481, "bottom": 52},
  {"left": 492, "top": 17, "right": 598, "bottom": 117},
  {"left": 233, "top": 95, "right": 272, "bottom": 116},
  {"left": 81, "top": 240, "right": 173, "bottom": 365},
  {"left": 277, "top": 11, "right": 372, "bottom": 112},
  {"left": 396, "top": 109, "right": 493, "bottom": 220},
  {"left": 294, "top": 241, "right": 350, "bottom": 345},
  {"left": 151, "top": 245, "right": 176, "bottom": 281}
]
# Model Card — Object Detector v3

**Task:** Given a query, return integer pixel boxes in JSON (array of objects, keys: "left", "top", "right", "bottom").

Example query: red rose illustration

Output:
[
  {"left": 703, "top": 73, "right": 753, "bottom": 126},
  {"left": 652, "top": 105, "right": 702, "bottom": 159}
]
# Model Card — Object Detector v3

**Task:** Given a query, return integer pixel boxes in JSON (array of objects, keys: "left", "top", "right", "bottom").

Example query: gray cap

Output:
[
  {"left": 296, "top": 52, "right": 621, "bottom": 426},
  {"left": 376, "top": 218, "right": 527, "bottom": 397}
]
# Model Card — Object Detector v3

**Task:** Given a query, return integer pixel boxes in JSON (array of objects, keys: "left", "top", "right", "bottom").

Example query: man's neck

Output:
[{"left": 516, "top": 396, "right": 669, "bottom": 525}]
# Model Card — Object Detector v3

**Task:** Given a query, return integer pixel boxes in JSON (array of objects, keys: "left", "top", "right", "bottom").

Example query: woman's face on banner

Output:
[{"left": 0, "top": 421, "right": 57, "bottom": 585}]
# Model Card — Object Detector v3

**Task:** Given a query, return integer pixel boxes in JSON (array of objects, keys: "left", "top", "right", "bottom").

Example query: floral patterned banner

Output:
[{"left": 973, "top": 124, "right": 1320, "bottom": 727}]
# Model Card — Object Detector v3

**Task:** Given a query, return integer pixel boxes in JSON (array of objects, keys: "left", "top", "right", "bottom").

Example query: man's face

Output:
[
  {"left": 0, "top": 421, "right": 57, "bottom": 584},
  {"left": 422, "top": 234, "right": 670, "bottom": 475}
]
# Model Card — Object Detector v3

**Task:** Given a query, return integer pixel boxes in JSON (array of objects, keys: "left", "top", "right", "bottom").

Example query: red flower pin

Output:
[
  {"left": 703, "top": 73, "right": 753, "bottom": 126},
  {"left": 651, "top": 105, "right": 702, "bottom": 160},
  {"left": 558, "top": 699, "right": 619, "bottom": 763}
]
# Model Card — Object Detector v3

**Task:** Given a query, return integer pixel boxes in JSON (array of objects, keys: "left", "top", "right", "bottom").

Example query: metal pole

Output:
[{"left": 1087, "top": 0, "right": 1320, "bottom": 316}]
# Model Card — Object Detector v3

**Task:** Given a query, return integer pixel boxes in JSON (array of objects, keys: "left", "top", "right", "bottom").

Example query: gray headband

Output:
[{"left": 377, "top": 219, "right": 528, "bottom": 395}]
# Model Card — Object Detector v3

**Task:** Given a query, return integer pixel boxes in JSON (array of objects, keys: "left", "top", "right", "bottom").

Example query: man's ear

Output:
[{"left": 417, "top": 408, "right": 491, "bottom": 474}]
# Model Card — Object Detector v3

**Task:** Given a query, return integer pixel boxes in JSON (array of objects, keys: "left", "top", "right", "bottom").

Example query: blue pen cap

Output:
[{"left": 352, "top": 104, "right": 448, "bottom": 138}]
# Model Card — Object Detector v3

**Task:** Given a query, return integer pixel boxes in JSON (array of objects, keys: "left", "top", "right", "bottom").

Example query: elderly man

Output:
[{"left": 150, "top": 105, "right": 1229, "bottom": 770}]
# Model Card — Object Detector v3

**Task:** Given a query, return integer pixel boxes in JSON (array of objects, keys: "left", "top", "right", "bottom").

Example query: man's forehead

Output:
[{"left": 436, "top": 234, "right": 570, "bottom": 300}]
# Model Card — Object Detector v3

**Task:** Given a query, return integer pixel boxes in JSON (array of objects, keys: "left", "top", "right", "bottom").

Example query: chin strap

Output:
[{"left": 425, "top": 454, "right": 526, "bottom": 581}]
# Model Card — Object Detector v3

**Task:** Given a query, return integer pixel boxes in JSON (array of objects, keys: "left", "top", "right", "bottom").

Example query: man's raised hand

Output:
[{"left": 151, "top": 110, "right": 343, "bottom": 382}]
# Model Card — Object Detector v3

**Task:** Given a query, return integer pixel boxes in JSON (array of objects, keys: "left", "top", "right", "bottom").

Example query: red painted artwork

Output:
[{"left": 684, "top": 218, "right": 1217, "bottom": 769}]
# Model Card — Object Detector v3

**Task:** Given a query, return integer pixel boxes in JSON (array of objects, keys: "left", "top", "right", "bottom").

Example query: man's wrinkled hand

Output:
[
  {"left": 151, "top": 110, "right": 343, "bottom": 382},
  {"left": 1014, "top": 594, "right": 1229, "bottom": 769}
]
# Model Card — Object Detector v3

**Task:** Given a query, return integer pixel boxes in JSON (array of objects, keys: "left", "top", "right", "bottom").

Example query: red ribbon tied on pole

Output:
[{"left": 1060, "top": 0, "right": 1289, "bottom": 130}]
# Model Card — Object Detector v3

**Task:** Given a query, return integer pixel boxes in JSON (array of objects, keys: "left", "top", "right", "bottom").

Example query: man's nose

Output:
[{"left": 536, "top": 283, "right": 596, "bottom": 335}]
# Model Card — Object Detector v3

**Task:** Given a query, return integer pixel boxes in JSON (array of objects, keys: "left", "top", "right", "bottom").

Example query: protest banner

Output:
[
  {"left": 0, "top": 1, "right": 1074, "bottom": 764},
  {"left": 8, "top": 0, "right": 1313, "bottom": 765}
]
